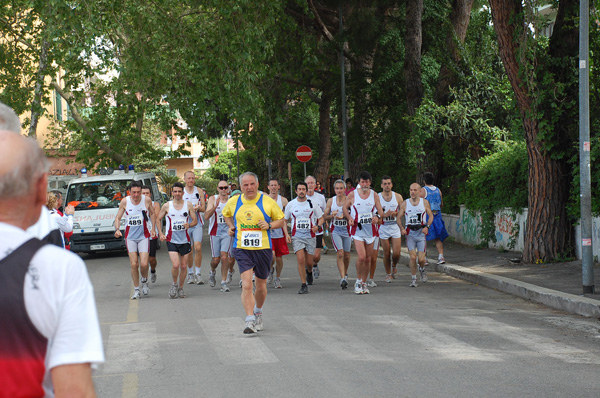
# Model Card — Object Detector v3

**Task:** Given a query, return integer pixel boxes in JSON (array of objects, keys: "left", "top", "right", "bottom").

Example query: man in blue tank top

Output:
[{"left": 420, "top": 172, "right": 449, "bottom": 265}]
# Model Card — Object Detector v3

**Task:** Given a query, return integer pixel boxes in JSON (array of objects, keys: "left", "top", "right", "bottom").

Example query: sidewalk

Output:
[{"left": 413, "top": 240, "right": 600, "bottom": 318}]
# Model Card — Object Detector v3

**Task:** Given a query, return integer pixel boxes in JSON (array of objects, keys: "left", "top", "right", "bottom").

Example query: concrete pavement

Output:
[{"left": 390, "top": 240, "right": 600, "bottom": 318}]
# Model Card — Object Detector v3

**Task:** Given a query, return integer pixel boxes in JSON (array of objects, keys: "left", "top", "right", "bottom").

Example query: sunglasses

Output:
[{"left": 218, "top": 186, "right": 229, "bottom": 190}]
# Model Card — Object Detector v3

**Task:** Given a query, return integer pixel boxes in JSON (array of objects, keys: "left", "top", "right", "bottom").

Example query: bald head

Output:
[
  {"left": 0, "top": 102, "right": 21, "bottom": 134},
  {"left": 409, "top": 183, "right": 421, "bottom": 199}
]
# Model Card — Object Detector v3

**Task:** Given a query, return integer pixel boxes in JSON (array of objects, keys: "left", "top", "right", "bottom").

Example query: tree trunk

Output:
[
  {"left": 489, "top": 0, "right": 573, "bottom": 262},
  {"left": 434, "top": 0, "right": 475, "bottom": 105},
  {"left": 313, "top": 90, "right": 332, "bottom": 188},
  {"left": 29, "top": 38, "right": 50, "bottom": 139},
  {"left": 404, "top": 0, "right": 424, "bottom": 117},
  {"left": 405, "top": 0, "right": 424, "bottom": 180}
]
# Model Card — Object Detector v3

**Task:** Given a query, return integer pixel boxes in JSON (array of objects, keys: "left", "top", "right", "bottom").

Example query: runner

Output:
[
  {"left": 324, "top": 179, "right": 351, "bottom": 289},
  {"left": 343, "top": 171, "right": 384, "bottom": 294},
  {"left": 378, "top": 176, "right": 404, "bottom": 283},
  {"left": 304, "top": 175, "right": 327, "bottom": 280},
  {"left": 114, "top": 180, "right": 156, "bottom": 299},
  {"left": 285, "top": 182, "right": 324, "bottom": 294},
  {"left": 205, "top": 179, "right": 234, "bottom": 292},
  {"left": 182, "top": 171, "right": 206, "bottom": 285},
  {"left": 142, "top": 186, "right": 161, "bottom": 283},
  {"left": 222, "top": 172, "right": 285, "bottom": 334},
  {"left": 398, "top": 183, "right": 434, "bottom": 287},
  {"left": 267, "top": 178, "right": 290, "bottom": 289},
  {"left": 420, "top": 172, "right": 449, "bottom": 265},
  {"left": 158, "top": 182, "right": 198, "bottom": 298}
]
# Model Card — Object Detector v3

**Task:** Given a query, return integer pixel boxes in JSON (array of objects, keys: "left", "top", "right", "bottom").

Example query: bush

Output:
[{"left": 460, "top": 140, "right": 528, "bottom": 245}]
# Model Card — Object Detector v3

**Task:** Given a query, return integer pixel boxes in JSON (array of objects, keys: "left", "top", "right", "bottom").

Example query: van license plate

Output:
[{"left": 90, "top": 244, "right": 105, "bottom": 250}]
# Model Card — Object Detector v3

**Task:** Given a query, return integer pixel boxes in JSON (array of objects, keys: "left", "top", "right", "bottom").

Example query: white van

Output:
[{"left": 65, "top": 171, "right": 162, "bottom": 253}]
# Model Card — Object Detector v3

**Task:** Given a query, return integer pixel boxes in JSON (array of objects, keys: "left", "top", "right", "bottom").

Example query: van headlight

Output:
[{"left": 73, "top": 223, "right": 81, "bottom": 229}]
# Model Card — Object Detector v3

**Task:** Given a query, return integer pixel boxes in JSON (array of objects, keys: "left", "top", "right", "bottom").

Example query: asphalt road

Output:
[{"left": 86, "top": 237, "right": 600, "bottom": 398}]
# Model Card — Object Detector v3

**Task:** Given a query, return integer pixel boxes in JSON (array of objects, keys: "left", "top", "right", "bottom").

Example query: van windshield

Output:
[{"left": 66, "top": 181, "right": 129, "bottom": 210}]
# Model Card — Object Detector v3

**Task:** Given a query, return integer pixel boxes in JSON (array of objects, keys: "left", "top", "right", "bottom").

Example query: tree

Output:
[{"left": 488, "top": 0, "right": 579, "bottom": 262}]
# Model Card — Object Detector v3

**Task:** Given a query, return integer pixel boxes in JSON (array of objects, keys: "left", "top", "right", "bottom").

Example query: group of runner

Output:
[{"left": 113, "top": 169, "right": 449, "bottom": 333}]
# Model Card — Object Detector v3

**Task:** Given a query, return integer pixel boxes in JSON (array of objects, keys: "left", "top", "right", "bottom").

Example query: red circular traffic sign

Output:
[{"left": 296, "top": 145, "right": 312, "bottom": 163}]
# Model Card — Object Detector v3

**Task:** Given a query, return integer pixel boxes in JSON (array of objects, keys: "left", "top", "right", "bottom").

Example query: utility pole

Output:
[{"left": 579, "top": 0, "right": 594, "bottom": 294}]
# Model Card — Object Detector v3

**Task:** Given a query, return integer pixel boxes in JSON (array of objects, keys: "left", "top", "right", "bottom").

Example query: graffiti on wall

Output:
[{"left": 459, "top": 210, "right": 480, "bottom": 244}]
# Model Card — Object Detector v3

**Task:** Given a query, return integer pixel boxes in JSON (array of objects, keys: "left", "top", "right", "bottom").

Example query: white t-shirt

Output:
[
  {"left": 26, "top": 206, "right": 57, "bottom": 239},
  {"left": 0, "top": 223, "right": 105, "bottom": 397},
  {"left": 285, "top": 198, "right": 324, "bottom": 239},
  {"left": 306, "top": 191, "right": 326, "bottom": 235}
]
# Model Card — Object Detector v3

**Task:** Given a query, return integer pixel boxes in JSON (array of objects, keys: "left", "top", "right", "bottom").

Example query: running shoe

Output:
[
  {"left": 410, "top": 279, "right": 418, "bottom": 288},
  {"left": 367, "top": 279, "right": 377, "bottom": 288},
  {"left": 267, "top": 268, "right": 274, "bottom": 284},
  {"left": 362, "top": 282, "right": 370, "bottom": 294},
  {"left": 274, "top": 277, "right": 282, "bottom": 289},
  {"left": 195, "top": 274, "right": 204, "bottom": 285},
  {"left": 150, "top": 272, "right": 157, "bottom": 283},
  {"left": 220, "top": 282, "right": 230, "bottom": 292},
  {"left": 322, "top": 245, "right": 329, "bottom": 254},
  {"left": 177, "top": 287, "right": 186, "bottom": 298},
  {"left": 141, "top": 281, "right": 149, "bottom": 295},
  {"left": 313, "top": 265, "right": 320, "bottom": 279},
  {"left": 243, "top": 320, "right": 257, "bottom": 334},
  {"left": 341, "top": 279, "right": 348, "bottom": 290},
  {"left": 168, "top": 284, "right": 177, "bottom": 298},
  {"left": 391, "top": 266, "right": 397, "bottom": 279},
  {"left": 131, "top": 289, "right": 141, "bottom": 300},
  {"left": 187, "top": 273, "right": 195, "bottom": 284},
  {"left": 298, "top": 284, "right": 309, "bottom": 294},
  {"left": 437, "top": 256, "right": 446, "bottom": 265},
  {"left": 385, "top": 274, "right": 393, "bottom": 283},
  {"left": 209, "top": 272, "right": 216, "bottom": 287},
  {"left": 354, "top": 282, "right": 363, "bottom": 294},
  {"left": 306, "top": 270, "right": 313, "bottom": 285},
  {"left": 226, "top": 271, "right": 234, "bottom": 284},
  {"left": 254, "top": 313, "right": 264, "bottom": 331},
  {"left": 419, "top": 266, "right": 428, "bottom": 282}
]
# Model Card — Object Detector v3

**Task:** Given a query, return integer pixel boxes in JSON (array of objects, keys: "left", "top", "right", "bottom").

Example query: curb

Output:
[{"left": 433, "top": 262, "right": 600, "bottom": 318}]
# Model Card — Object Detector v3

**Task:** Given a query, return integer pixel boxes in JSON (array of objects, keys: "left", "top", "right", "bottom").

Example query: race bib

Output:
[
  {"left": 241, "top": 230, "right": 262, "bottom": 248},
  {"left": 172, "top": 219, "right": 186, "bottom": 231},
  {"left": 408, "top": 215, "right": 420, "bottom": 225},
  {"left": 333, "top": 218, "right": 347, "bottom": 227},
  {"left": 358, "top": 213, "right": 372, "bottom": 225},
  {"left": 384, "top": 215, "right": 396, "bottom": 222},
  {"left": 217, "top": 213, "right": 225, "bottom": 224},
  {"left": 128, "top": 214, "right": 143, "bottom": 226},
  {"left": 295, "top": 217, "right": 311, "bottom": 230}
]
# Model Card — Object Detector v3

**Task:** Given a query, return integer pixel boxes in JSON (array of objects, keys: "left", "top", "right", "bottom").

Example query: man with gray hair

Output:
[
  {"left": 222, "top": 172, "right": 285, "bottom": 334},
  {"left": 0, "top": 131, "right": 104, "bottom": 396},
  {"left": 0, "top": 101, "right": 63, "bottom": 246},
  {"left": 0, "top": 101, "right": 22, "bottom": 133}
]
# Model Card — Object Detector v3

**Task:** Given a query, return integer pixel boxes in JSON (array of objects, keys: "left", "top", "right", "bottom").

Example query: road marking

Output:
[
  {"left": 457, "top": 316, "right": 600, "bottom": 364},
  {"left": 371, "top": 315, "right": 501, "bottom": 362},
  {"left": 122, "top": 373, "right": 138, "bottom": 398},
  {"left": 104, "top": 322, "right": 162, "bottom": 374},
  {"left": 126, "top": 286, "right": 138, "bottom": 323},
  {"left": 198, "top": 318, "right": 278, "bottom": 365},
  {"left": 286, "top": 315, "right": 392, "bottom": 362}
]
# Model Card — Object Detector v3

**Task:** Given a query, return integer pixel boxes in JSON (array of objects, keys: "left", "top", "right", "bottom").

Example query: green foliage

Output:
[
  {"left": 461, "top": 140, "right": 528, "bottom": 245},
  {"left": 156, "top": 172, "right": 180, "bottom": 194},
  {"left": 204, "top": 150, "right": 252, "bottom": 183}
]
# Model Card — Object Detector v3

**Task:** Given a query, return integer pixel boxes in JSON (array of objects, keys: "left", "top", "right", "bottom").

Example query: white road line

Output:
[
  {"left": 198, "top": 318, "right": 279, "bottom": 365},
  {"left": 285, "top": 315, "right": 392, "bottom": 362},
  {"left": 457, "top": 316, "right": 600, "bottom": 364},
  {"left": 371, "top": 315, "right": 501, "bottom": 362},
  {"left": 103, "top": 322, "right": 162, "bottom": 374}
]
